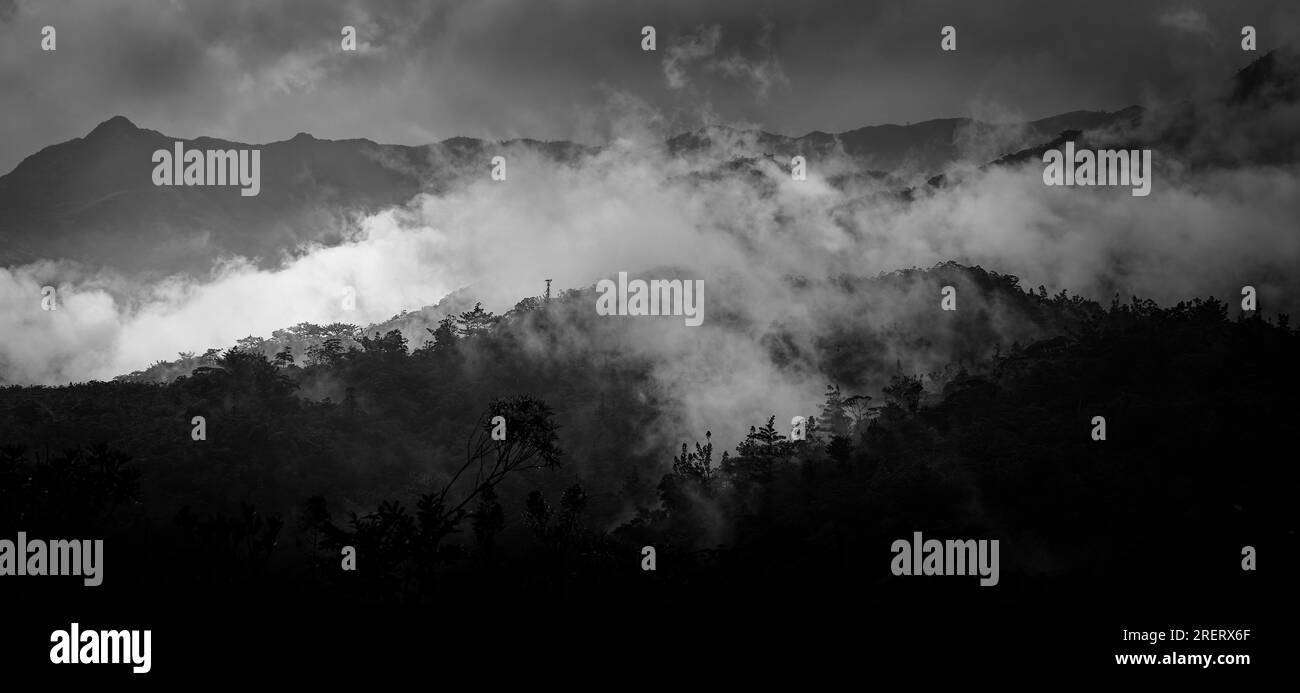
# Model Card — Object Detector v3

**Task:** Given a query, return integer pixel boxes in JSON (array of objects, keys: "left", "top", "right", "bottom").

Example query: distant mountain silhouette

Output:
[
  {"left": 0, "top": 110, "right": 1135, "bottom": 277},
  {"left": 1229, "top": 47, "right": 1300, "bottom": 105},
  {"left": 1, "top": 50, "right": 1292, "bottom": 278},
  {"left": 976, "top": 48, "right": 1300, "bottom": 176},
  {"left": 0, "top": 119, "right": 590, "bottom": 276},
  {"left": 664, "top": 109, "right": 1138, "bottom": 172}
]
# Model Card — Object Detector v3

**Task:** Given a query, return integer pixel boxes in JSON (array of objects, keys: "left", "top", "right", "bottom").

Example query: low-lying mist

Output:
[{"left": 3, "top": 84, "right": 1297, "bottom": 455}]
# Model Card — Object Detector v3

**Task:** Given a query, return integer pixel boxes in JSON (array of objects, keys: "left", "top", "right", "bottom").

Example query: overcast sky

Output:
[{"left": 0, "top": 0, "right": 1295, "bottom": 173}]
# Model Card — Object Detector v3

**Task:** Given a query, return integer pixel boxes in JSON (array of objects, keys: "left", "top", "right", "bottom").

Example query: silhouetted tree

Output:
[
  {"left": 360, "top": 329, "right": 408, "bottom": 356},
  {"left": 456, "top": 302, "right": 499, "bottom": 337},
  {"left": 419, "top": 316, "right": 459, "bottom": 357},
  {"left": 820, "top": 385, "right": 852, "bottom": 436},
  {"left": 306, "top": 337, "right": 346, "bottom": 367}
]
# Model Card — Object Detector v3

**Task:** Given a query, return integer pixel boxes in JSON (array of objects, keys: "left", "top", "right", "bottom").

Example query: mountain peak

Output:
[
  {"left": 1229, "top": 48, "right": 1300, "bottom": 104},
  {"left": 86, "top": 115, "right": 140, "bottom": 138}
]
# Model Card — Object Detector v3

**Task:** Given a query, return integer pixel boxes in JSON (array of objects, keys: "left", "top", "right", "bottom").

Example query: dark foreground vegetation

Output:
[{"left": 1, "top": 264, "right": 1295, "bottom": 673}]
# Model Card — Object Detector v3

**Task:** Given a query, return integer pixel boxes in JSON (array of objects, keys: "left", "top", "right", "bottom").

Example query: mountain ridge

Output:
[
  {"left": 0, "top": 108, "right": 1138, "bottom": 276},
  {"left": 2, "top": 49, "right": 1293, "bottom": 278}
]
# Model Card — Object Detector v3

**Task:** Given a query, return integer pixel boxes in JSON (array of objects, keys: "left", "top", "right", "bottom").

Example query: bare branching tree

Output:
[{"left": 316, "top": 395, "right": 563, "bottom": 600}]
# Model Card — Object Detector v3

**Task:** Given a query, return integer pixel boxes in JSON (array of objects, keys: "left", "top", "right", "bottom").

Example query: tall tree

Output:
[{"left": 456, "top": 302, "right": 499, "bottom": 337}]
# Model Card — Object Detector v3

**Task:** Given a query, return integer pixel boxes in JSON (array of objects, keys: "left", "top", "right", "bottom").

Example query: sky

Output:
[{"left": 0, "top": 0, "right": 1296, "bottom": 173}]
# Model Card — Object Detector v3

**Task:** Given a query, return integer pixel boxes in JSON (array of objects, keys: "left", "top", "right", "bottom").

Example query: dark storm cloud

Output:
[{"left": 0, "top": 0, "right": 1296, "bottom": 172}]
